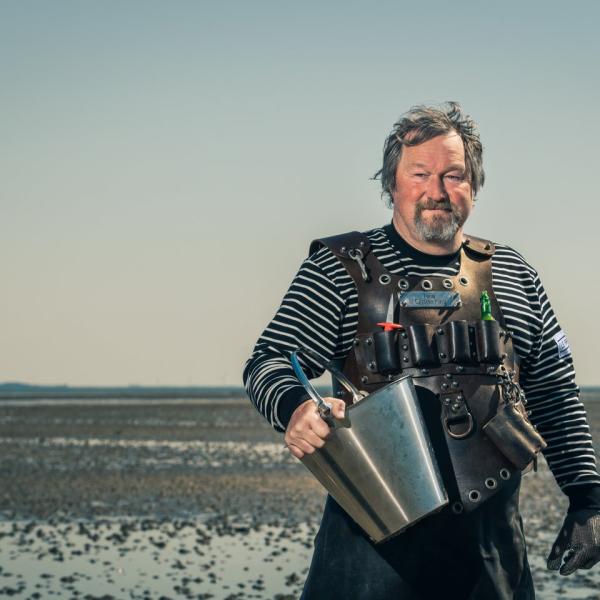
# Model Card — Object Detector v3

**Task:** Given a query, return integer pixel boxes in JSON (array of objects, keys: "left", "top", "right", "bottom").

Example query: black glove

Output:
[{"left": 546, "top": 509, "right": 600, "bottom": 575}]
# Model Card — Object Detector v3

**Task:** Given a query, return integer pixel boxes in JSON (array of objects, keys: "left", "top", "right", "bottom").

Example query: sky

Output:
[{"left": 2, "top": 1, "right": 599, "bottom": 386}]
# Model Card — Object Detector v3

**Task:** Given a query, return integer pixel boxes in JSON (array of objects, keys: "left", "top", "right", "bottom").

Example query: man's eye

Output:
[
  {"left": 445, "top": 174, "right": 465, "bottom": 182},
  {"left": 413, "top": 173, "right": 428, "bottom": 179}
]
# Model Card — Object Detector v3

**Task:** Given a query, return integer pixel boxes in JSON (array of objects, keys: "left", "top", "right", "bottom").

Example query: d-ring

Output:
[{"left": 444, "top": 413, "right": 474, "bottom": 439}]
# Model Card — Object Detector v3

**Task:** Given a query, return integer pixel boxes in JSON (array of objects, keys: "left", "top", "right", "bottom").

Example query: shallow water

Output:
[{"left": 0, "top": 517, "right": 314, "bottom": 599}]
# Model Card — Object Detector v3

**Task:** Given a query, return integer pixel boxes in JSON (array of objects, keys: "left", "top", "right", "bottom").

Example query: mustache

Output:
[{"left": 416, "top": 199, "right": 453, "bottom": 212}]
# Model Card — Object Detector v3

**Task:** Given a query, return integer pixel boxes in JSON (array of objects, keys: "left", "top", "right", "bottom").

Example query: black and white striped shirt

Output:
[{"left": 243, "top": 224, "right": 600, "bottom": 498}]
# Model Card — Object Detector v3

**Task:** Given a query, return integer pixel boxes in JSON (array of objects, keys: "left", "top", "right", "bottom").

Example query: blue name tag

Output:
[{"left": 400, "top": 291, "right": 462, "bottom": 308}]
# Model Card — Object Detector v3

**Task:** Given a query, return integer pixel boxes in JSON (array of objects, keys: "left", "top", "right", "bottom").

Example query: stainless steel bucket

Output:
[{"left": 291, "top": 350, "right": 448, "bottom": 543}]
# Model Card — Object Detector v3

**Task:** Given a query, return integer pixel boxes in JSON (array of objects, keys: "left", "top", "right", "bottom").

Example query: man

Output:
[{"left": 243, "top": 102, "right": 600, "bottom": 599}]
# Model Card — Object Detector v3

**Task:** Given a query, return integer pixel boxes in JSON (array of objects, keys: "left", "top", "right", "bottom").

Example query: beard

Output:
[{"left": 413, "top": 198, "right": 468, "bottom": 242}]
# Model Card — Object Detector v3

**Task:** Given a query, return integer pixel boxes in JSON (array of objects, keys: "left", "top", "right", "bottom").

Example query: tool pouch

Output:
[
  {"left": 444, "top": 320, "right": 471, "bottom": 363},
  {"left": 476, "top": 320, "right": 503, "bottom": 364},
  {"left": 482, "top": 402, "right": 547, "bottom": 470},
  {"left": 407, "top": 324, "right": 437, "bottom": 367},
  {"left": 373, "top": 330, "right": 400, "bottom": 374}
]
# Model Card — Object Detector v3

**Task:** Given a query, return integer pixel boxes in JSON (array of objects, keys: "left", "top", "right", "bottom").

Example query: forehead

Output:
[{"left": 399, "top": 132, "right": 466, "bottom": 168}]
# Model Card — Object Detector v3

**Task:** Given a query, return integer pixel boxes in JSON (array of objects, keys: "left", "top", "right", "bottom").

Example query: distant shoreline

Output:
[
  {"left": 0, "top": 383, "right": 596, "bottom": 401},
  {"left": 0, "top": 383, "right": 332, "bottom": 400}
]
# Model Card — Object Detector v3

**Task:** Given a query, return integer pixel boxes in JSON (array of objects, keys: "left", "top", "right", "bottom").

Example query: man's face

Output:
[{"left": 391, "top": 132, "right": 473, "bottom": 248}]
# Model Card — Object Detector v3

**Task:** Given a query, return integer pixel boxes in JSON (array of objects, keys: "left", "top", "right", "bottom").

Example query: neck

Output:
[{"left": 392, "top": 215, "right": 463, "bottom": 255}]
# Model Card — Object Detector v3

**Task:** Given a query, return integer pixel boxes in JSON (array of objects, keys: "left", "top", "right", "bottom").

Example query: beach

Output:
[{"left": 1, "top": 392, "right": 600, "bottom": 599}]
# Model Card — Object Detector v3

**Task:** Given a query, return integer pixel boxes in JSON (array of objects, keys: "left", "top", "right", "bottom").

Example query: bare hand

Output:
[{"left": 284, "top": 397, "right": 346, "bottom": 459}]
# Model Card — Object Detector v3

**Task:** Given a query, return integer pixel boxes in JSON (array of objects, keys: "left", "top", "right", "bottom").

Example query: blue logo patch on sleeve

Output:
[{"left": 553, "top": 331, "right": 571, "bottom": 359}]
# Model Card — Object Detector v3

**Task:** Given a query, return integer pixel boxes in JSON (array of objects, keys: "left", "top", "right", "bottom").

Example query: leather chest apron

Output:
[{"left": 309, "top": 231, "right": 544, "bottom": 514}]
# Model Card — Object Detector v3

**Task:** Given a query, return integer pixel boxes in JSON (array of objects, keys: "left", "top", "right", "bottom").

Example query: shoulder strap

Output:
[
  {"left": 462, "top": 234, "right": 495, "bottom": 258},
  {"left": 309, "top": 231, "right": 371, "bottom": 258}
]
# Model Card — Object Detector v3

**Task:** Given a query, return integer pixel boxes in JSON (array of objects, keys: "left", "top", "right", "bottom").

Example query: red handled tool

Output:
[
  {"left": 377, "top": 294, "right": 404, "bottom": 332},
  {"left": 376, "top": 321, "right": 403, "bottom": 332}
]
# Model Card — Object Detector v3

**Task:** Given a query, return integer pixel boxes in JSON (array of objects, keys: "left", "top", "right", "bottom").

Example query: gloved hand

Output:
[{"left": 547, "top": 509, "right": 600, "bottom": 575}]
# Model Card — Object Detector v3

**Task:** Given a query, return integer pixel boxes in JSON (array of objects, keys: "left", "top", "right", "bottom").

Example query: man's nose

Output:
[{"left": 426, "top": 176, "right": 448, "bottom": 201}]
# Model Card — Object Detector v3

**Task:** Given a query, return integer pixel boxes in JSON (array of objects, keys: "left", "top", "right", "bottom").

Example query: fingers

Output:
[
  {"left": 329, "top": 398, "right": 346, "bottom": 420},
  {"left": 546, "top": 541, "right": 564, "bottom": 571},
  {"left": 284, "top": 397, "right": 348, "bottom": 459},
  {"left": 549, "top": 545, "right": 592, "bottom": 576},
  {"left": 285, "top": 442, "right": 305, "bottom": 460},
  {"left": 580, "top": 557, "right": 599, "bottom": 570},
  {"left": 559, "top": 547, "right": 581, "bottom": 576}
]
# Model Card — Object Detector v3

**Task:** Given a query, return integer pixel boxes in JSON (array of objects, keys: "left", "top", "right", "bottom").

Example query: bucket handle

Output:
[{"left": 290, "top": 348, "right": 365, "bottom": 422}]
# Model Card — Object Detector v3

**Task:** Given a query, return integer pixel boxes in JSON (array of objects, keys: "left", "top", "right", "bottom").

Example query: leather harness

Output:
[{"left": 309, "top": 231, "right": 531, "bottom": 513}]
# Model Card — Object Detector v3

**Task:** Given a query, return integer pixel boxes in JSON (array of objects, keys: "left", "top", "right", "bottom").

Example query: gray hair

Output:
[{"left": 374, "top": 102, "right": 485, "bottom": 207}]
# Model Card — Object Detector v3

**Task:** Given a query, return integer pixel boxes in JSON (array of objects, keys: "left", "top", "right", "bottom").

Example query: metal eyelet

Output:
[
  {"left": 451, "top": 501, "right": 464, "bottom": 515},
  {"left": 468, "top": 489, "right": 481, "bottom": 503},
  {"left": 443, "top": 278, "right": 453, "bottom": 289},
  {"left": 421, "top": 279, "right": 433, "bottom": 291},
  {"left": 499, "top": 468, "right": 511, "bottom": 480},
  {"left": 378, "top": 274, "right": 392, "bottom": 285},
  {"left": 484, "top": 478, "right": 498, "bottom": 490},
  {"left": 459, "top": 276, "right": 469, "bottom": 286},
  {"left": 398, "top": 279, "right": 409, "bottom": 290}
]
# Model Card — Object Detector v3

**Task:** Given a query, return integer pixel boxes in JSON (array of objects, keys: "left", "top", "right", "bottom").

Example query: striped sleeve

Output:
[
  {"left": 243, "top": 249, "right": 352, "bottom": 432},
  {"left": 493, "top": 246, "right": 600, "bottom": 494}
]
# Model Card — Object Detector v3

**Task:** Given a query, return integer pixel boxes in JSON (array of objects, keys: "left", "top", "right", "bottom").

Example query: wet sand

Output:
[{"left": 1, "top": 394, "right": 600, "bottom": 598}]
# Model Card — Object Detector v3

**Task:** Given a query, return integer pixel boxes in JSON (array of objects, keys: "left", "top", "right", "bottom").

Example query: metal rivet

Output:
[
  {"left": 445, "top": 373, "right": 453, "bottom": 379},
  {"left": 421, "top": 368, "right": 429, "bottom": 375},
  {"left": 368, "top": 361, "right": 376, "bottom": 370},
  {"left": 456, "top": 365, "right": 465, "bottom": 373},
  {"left": 366, "top": 338, "right": 373, "bottom": 346},
  {"left": 354, "top": 338, "right": 360, "bottom": 346},
  {"left": 401, "top": 332, "right": 407, "bottom": 339},
  {"left": 437, "top": 328, "right": 444, "bottom": 335},
  {"left": 378, "top": 274, "right": 392, "bottom": 285},
  {"left": 361, "top": 376, "right": 368, "bottom": 384},
  {"left": 401, "top": 301, "right": 408, "bottom": 307},
  {"left": 452, "top": 381, "right": 459, "bottom": 388},
  {"left": 403, "top": 356, "right": 409, "bottom": 362},
  {"left": 439, "top": 352, "right": 446, "bottom": 359},
  {"left": 444, "top": 398, "right": 451, "bottom": 405},
  {"left": 402, "top": 344, "right": 408, "bottom": 351},
  {"left": 341, "top": 246, "right": 347, "bottom": 253},
  {"left": 442, "top": 382, "right": 449, "bottom": 390}
]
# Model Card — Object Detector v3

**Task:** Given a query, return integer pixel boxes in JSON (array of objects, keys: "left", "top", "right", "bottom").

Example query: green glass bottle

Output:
[{"left": 480, "top": 290, "right": 495, "bottom": 321}]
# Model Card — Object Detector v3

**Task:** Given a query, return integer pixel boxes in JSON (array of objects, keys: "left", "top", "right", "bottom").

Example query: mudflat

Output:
[{"left": 1, "top": 393, "right": 599, "bottom": 599}]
